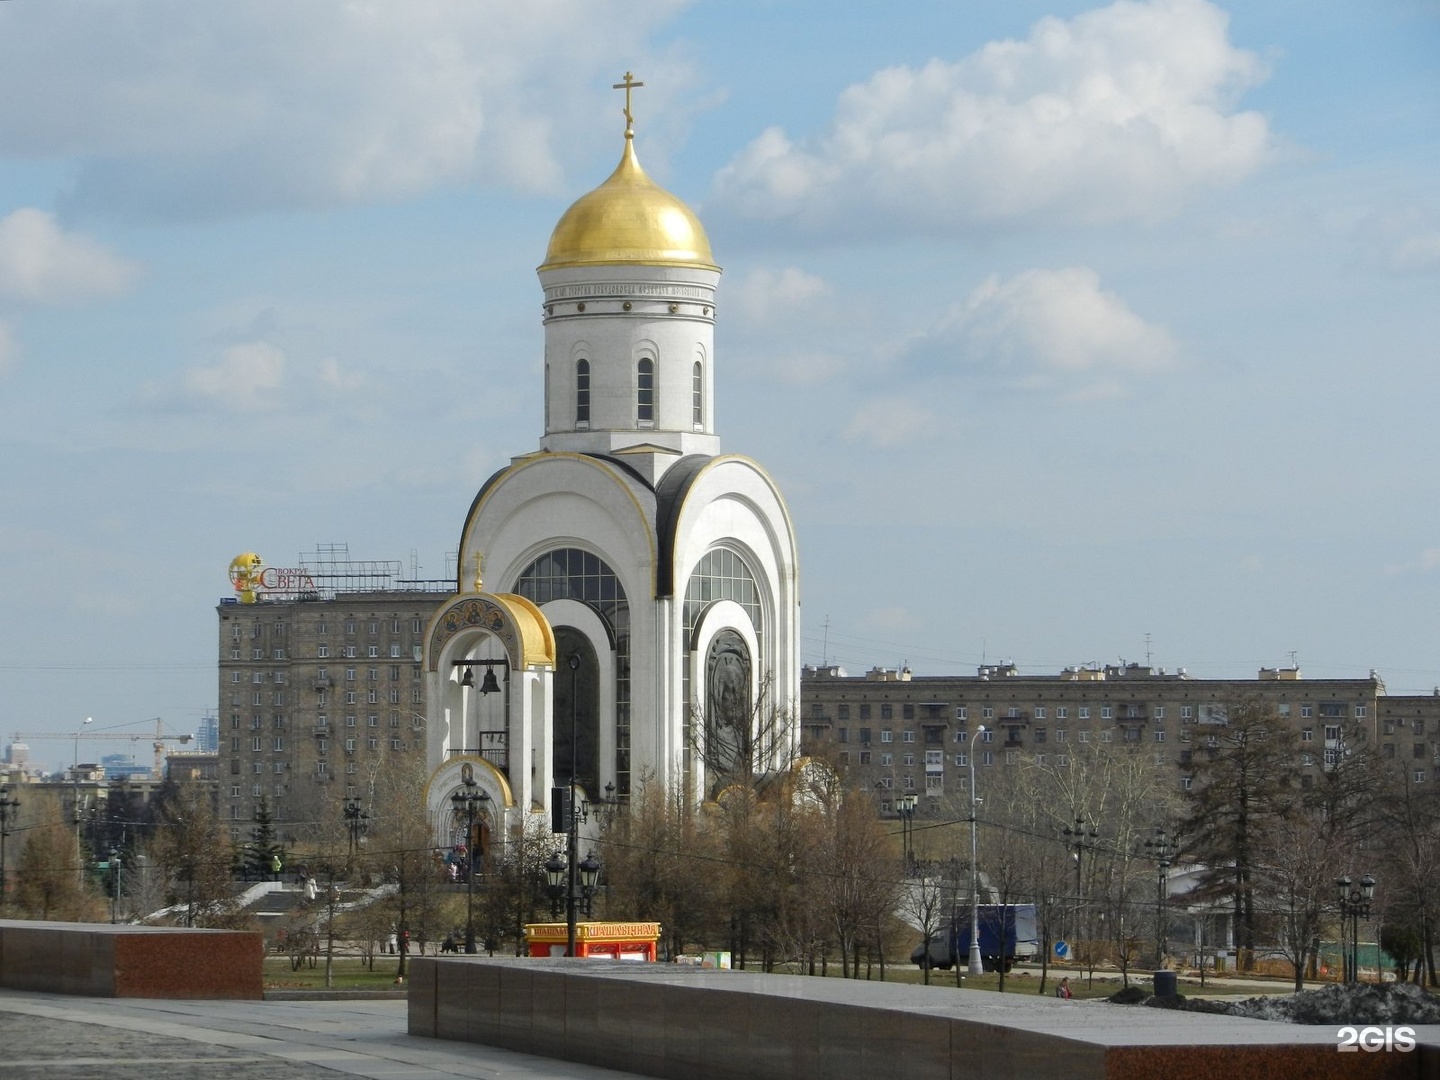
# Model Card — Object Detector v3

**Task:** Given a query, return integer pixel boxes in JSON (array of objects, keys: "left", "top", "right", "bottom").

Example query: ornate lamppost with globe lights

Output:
[
  {"left": 1337, "top": 874, "right": 1376, "bottom": 984},
  {"left": 450, "top": 777, "right": 491, "bottom": 954}
]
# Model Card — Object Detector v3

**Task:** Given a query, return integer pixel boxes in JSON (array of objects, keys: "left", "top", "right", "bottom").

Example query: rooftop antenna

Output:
[
  {"left": 1289, "top": 650, "right": 1299, "bottom": 671},
  {"left": 1145, "top": 632, "right": 1152, "bottom": 667},
  {"left": 821, "top": 615, "right": 830, "bottom": 667}
]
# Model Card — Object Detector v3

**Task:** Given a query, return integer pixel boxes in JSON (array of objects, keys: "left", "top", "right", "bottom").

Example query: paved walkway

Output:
[{"left": 0, "top": 990, "right": 648, "bottom": 1080}]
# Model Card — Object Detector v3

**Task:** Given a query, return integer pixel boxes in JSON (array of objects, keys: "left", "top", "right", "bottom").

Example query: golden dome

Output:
[{"left": 540, "top": 135, "right": 718, "bottom": 272}]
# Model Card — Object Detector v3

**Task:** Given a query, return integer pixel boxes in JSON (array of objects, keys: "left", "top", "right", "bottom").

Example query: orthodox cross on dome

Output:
[
  {"left": 472, "top": 550, "right": 485, "bottom": 593},
  {"left": 612, "top": 71, "right": 645, "bottom": 135}
]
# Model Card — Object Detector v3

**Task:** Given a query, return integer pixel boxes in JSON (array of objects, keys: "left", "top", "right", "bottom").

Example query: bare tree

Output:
[
  {"left": 147, "top": 780, "right": 243, "bottom": 928},
  {"left": 1180, "top": 696, "right": 1301, "bottom": 971}
]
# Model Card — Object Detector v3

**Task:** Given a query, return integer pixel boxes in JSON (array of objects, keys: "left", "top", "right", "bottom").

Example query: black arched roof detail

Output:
[
  {"left": 653, "top": 454, "right": 715, "bottom": 599},
  {"left": 455, "top": 463, "right": 515, "bottom": 591}
]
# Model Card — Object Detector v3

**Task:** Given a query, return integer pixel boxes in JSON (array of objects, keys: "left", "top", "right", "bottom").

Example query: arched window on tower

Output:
[
  {"left": 637, "top": 358, "right": 655, "bottom": 424},
  {"left": 575, "top": 359, "right": 590, "bottom": 427},
  {"left": 692, "top": 361, "right": 703, "bottom": 429}
]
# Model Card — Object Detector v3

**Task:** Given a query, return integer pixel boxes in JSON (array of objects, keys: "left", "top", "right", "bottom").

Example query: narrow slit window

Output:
[
  {"left": 637, "top": 358, "right": 654, "bottom": 423},
  {"left": 692, "top": 361, "right": 703, "bottom": 427},
  {"left": 575, "top": 359, "right": 590, "bottom": 425}
]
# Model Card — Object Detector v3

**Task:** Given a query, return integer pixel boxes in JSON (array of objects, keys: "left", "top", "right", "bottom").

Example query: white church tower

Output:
[{"left": 423, "top": 77, "right": 800, "bottom": 842}]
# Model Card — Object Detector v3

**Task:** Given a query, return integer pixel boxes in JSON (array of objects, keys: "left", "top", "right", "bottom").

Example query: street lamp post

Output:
[
  {"left": 0, "top": 784, "right": 19, "bottom": 910},
  {"left": 73, "top": 716, "right": 93, "bottom": 883},
  {"left": 108, "top": 846, "right": 122, "bottom": 924},
  {"left": 343, "top": 798, "right": 371, "bottom": 879},
  {"left": 1064, "top": 817, "right": 1100, "bottom": 944},
  {"left": 897, "top": 793, "right": 918, "bottom": 874},
  {"left": 1337, "top": 874, "right": 1376, "bottom": 984},
  {"left": 450, "top": 777, "right": 490, "bottom": 954},
  {"left": 1144, "top": 828, "right": 1176, "bottom": 964},
  {"left": 968, "top": 724, "right": 987, "bottom": 976},
  {"left": 565, "top": 653, "right": 583, "bottom": 955},
  {"left": 545, "top": 848, "right": 602, "bottom": 941}
]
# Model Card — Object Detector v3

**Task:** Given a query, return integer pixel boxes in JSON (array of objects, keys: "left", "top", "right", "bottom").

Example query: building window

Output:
[
  {"left": 1154, "top": 729, "right": 1166, "bottom": 742},
  {"left": 1056, "top": 707, "right": 1068, "bottom": 720},
  {"left": 981, "top": 752, "right": 993, "bottom": 766},
  {"left": 1416, "top": 770, "right": 1427, "bottom": 783},
  {"left": 1181, "top": 705, "right": 1193, "bottom": 720},
  {"left": 981, "top": 729, "right": 994, "bottom": 743},
  {"left": 982, "top": 707, "right": 994, "bottom": 719},
  {"left": 692, "top": 361, "right": 703, "bottom": 427},
  {"left": 1055, "top": 729, "right": 1067, "bottom": 743},
  {"left": 858, "top": 750, "right": 871, "bottom": 765},
  {"left": 1154, "top": 706, "right": 1165, "bottom": 719},
  {"left": 1182, "top": 776, "right": 1193, "bottom": 790},
  {"left": 1301, "top": 728, "right": 1314, "bottom": 741},
  {"left": 251, "top": 737, "right": 262, "bottom": 751},
  {"left": 1033, "top": 707, "right": 1046, "bottom": 720},
  {"left": 1056, "top": 754, "right": 1069, "bottom": 767},
  {"left": 879, "top": 753, "right": 892, "bottom": 766},
  {"left": 1078, "top": 707, "right": 1091, "bottom": 720},
  {"left": 903, "top": 753, "right": 915, "bottom": 767},
  {"left": 1300, "top": 704, "right": 1313, "bottom": 718},
  {"left": 902, "top": 730, "right": 915, "bottom": 743},
  {"left": 838, "top": 704, "right": 850, "bottom": 720},
  {"left": 881, "top": 704, "right": 893, "bottom": 720},
  {"left": 860, "top": 705, "right": 872, "bottom": 720},
  {"left": 637, "top": 358, "right": 654, "bottom": 423},
  {"left": 1078, "top": 731, "right": 1090, "bottom": 743},
  {"left": 1355, "top": 705, "right": 1368, "bottom": 719},
  {"left": 368, "top": 645, "right": 379, "bottom": 658},
  {"left": 1100, "top": 705, "right": 1113, "bottom": 719},
  {"left": 955, "top": 753, "right": 967, "bottom": 767},
  {"left": 880, "top": 730, "right": 893, "bottom": 743},
  {"left": 954, "top": 727, "right": 968, "bottom": 743},
  {"left": 956, "top": 706, "right": 968, "bottom": 720}
]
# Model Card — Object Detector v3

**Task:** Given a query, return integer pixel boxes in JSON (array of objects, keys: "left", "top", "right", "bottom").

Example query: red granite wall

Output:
[{"left": 0, "top": 920, "right": 263, "bottom": 999}]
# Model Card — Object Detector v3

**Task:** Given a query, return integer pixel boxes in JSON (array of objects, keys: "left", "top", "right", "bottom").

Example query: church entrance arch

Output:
[{"left": 513, "top": 547, "right": 631, "bottom": 796}]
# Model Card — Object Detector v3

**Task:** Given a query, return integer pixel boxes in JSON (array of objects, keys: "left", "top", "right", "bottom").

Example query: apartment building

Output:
[
  {"left": 799, "top": 662, "right": 1434, "bottom": 810},
  {"left": 216, "top": 548, "right": 450, "bottom": 841}
]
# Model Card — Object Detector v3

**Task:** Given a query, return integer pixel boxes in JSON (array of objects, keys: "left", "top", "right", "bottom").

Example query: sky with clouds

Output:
[{"left": 0, "top": 0, "right": 1436, "bottom": 764}]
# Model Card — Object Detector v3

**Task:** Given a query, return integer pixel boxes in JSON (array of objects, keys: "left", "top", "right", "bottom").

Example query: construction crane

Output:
[{"left": 11, "top": 718, "right": 193, "bottom": 778}]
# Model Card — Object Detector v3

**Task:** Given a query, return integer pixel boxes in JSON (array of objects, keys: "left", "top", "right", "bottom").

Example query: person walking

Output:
[{"left": 270, "top": 853, "right": 283, "bottom": 882}]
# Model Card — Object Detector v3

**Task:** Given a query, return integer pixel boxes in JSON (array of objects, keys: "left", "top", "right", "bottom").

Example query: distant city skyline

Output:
[{"left": 1, "top": 1, "right": 1436, "bottom": 761}]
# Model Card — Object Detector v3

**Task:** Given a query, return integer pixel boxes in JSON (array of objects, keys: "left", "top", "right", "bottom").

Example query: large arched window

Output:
[
  {"left": 514, "top": 548, "right": 632, "bottom": 795},
  {"left": 637, "top": 358, "right": 654, "bottom": 424},
  {"left": 692, "top": 361, "right": 703, "bottom": 428},
  {"left": 682, "top": 547, "right": 765, "bottom": 793},
  {"left": 575, "top": 359, "right": 590, "bottom": 426}
]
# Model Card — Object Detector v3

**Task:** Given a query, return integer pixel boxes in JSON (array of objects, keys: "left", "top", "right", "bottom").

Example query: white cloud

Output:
[
  {"left": 0, "top": 209, "right": 139, "bottom": 304},
  {"left": 1384, "top": 547, "right": 1440, "bottom": 575},
  {"left": 915, "top": 266, "right": 1178, "bottom": 395},
  {"left": 178, "top": 342, "right": 288, "bottom": 413},
  {"left": 0, "top": 2, "right": 690, "bottom": 218},
  {"left": 728, "top": 267, "right": 830, "bottom": 328},
  {"left": 0, "top": 320, "right": 17, "bottom": 376},
  {"left": 844, "top": 396, "right": 942, "bottom": 448},
  {"left": 1354, "top": 208, "right": 1440, "bottom": 275},
  {"left": 712, "top": 0, "right": 1272, "bottom": 236}
]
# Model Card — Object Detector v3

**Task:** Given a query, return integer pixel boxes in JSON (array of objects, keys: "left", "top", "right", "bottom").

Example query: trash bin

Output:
[{"left": 1153, "top": 970, "right": 1178, "bottom": 997}]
